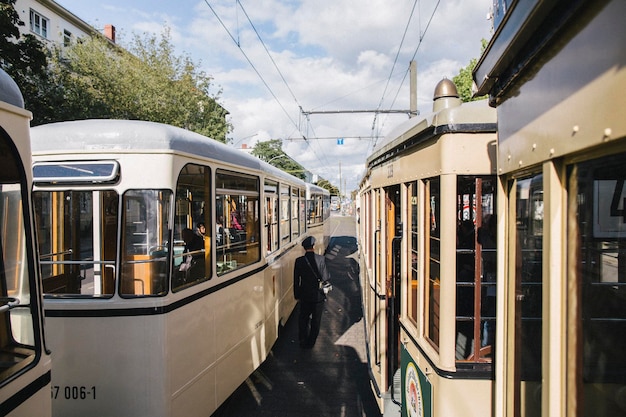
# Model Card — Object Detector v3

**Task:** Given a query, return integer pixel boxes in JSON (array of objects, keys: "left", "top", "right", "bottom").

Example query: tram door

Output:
[{"left": 384, "top": 186, "right": 401, "bottom": 389}]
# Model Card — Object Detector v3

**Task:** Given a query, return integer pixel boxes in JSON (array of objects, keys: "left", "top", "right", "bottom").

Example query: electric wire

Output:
[
  {"left": 203, "top": 0, "right": 305, "bottom": 139},
  {"left": 236, "top": 0, "right": 301, "bottom": 110},
  {"left": 236, "top": 0, "right": 331, "bottom": 167},
  {"left": 373, "top": 0, "right": 419, "bottom": 115},
  {"left": 369, "top": 0, "right": 418, "bottom": 149},
  {"left": 371, "top": 0, "right": 442, "bottom": 152}
]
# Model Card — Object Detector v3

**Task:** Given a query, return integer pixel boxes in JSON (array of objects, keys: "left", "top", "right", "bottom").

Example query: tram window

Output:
[
  {"left": 172, "top": 164, "right": 211, "bottom": 290},
  {"left": 291, "top": 187, "right": 299, "bottom": 240},
  {"left": 299, "top": 188, "right": 306, "bottom": 236},
  {"left": 455, "top": 176, "right": 496, "bottom": 362},
  {"left": 265, "top": 181, "right": 279, "bottom": 254},
  {"left": 425, "top": 178, "right": 440, "bottom": 348},
  {"left": 34, "top": 190, "right": 119, "bottom": 297},
  {"left": 280, "top": 185, "right": 290, "bottom": 246},
  {"left": 215, "top": 170, "right": 260, "bottom": 276},
  {"left": 0, "top": 180, "right": 37, "bottom": 382},
  {"left": 514, "top": 174, "right": 543, "bottom": 415},
  {"left": 120, "top": 189, "right": 172, "bottom": 296},
  {"left": 407, "top": 181, "right": 419, "bottom": 325},
  {"left": 307, "top": 197, "right": 316, "bottom": 225},
  {"left": 571, "top": 154, "right": 626, "bottom": 417}
]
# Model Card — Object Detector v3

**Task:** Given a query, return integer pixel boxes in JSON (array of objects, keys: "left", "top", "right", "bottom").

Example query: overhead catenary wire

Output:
[
  {"left": 369, "top": 0, "right": 419, "bottom": 148},
  {"left": 236, "top": 1, "right": 332, "bottom": 167},
  {"left": 203, "top": 0, "right": 305, "bottom": 140},
  {"left": 236, "top": 0, "right": 301, "bottom": 109},
  {"left": 373, "top": 0, "right": 419, "bottom": 116},
  {"left": 371, "top": 0, "right": 442, "bottom": 151}
]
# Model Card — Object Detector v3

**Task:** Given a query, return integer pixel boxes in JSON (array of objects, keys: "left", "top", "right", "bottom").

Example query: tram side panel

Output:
[
  {"left": 45, "top": 312, "right": 169, "bottom": 417},
  {"left": 360, "top": 91, "right": 497, "bottom": 417},
  {"left": 0, "top": 70, "right": 51, "bottom": 417},
  {"left": 30, "top": 119, "right": 314, "bottom": 417}
]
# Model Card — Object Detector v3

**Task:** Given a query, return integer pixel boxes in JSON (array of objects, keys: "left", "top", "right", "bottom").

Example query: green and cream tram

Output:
[
  {"left": 30, "top": 119, "right": 324, "bottom": 417},
  {"left": 0, "top": 69, "right": 51, "bottom": 416},
  {"left": 473, "top": 0, "right": 626, "bottom": 416},
  {"left": 358, "top": 79, "right": 497, "bottom": 416}
]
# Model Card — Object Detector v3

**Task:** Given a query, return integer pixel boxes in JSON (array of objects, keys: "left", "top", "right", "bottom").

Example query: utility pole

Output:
[
  {"left": 339, "top": 161, "right": 342, "bottom": 199},
  {"left": 410, "top": 60, "right": 417, "bottom": 118}
]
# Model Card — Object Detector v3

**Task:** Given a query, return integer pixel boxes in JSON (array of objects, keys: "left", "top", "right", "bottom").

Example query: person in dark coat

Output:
[
  {"left": 293, "top": 236, "right": 329, "bottom": 348},
  {"left": 180, "top": 228, "right": 205, "bottom": 280}
]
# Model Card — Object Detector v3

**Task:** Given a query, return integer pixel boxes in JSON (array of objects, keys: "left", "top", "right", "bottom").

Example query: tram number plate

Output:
[{"left": 51, "top": 385, "right": 97, "bottom": 400}]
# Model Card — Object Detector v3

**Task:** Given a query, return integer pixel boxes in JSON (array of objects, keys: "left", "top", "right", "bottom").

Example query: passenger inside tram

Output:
[{"left": 176, "top": 228, "right": 205, "bottom": 285}]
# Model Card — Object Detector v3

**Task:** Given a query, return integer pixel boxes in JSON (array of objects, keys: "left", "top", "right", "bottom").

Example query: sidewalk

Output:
[{"left": 212, "top": 215, "right": 380, "bottom": 417}]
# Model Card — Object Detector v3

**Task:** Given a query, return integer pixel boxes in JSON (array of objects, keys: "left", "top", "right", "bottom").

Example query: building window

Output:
[
  {"left": 29, "top": 10, "right": 49, "bottom": 39},
  {"left": 63, "top": 29, "right": 72, "bottom": 47}
]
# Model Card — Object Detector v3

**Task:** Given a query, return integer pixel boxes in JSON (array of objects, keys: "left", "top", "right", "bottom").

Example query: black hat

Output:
[{"left": 302, "top": 236, "right": 316, "bottom": 248}]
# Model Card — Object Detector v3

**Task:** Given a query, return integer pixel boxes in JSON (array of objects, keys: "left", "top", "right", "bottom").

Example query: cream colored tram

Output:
[
  {"left": 0, "top": 69, "right": 51, "bottom": 416},
  {"left": 30, "top": 119, "right": 318, "bottom": 417},
  {"left": 305, "top": 183, "right": 331, "bottom": 252},
  {"left": 358, "top": 79, "right": 497, "bottom": 416},
  {"left": 473, "top": 1, "right": 626, "bottom": 416}
]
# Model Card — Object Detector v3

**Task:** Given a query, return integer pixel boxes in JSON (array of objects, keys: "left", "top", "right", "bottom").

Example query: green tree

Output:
[
  {"left": 314, "top": 178, "right": 339, "bottom": 195},
  {"left": 0, "top": 0, "right": 57, "bottom": 122},
  {"left": 453, "top": 39, "right": 488, "bottom": 102},
  {"left": 251, "top": 140, "right": 306, "bottom": 180},
  {"left": 50, "top": 29, "right": 231, "bottom": 140}
]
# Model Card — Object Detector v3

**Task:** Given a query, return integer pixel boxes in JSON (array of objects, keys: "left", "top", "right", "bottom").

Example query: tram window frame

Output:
[
  {"left": 0, "top": 133, "right": 38, "bottom": 382},
  {"left": 407, "top": 180, "right": 419, "bottom": 326},
  {"left": 291, "top": 187, "right": 300, "bottom": 240},
  {"left": 306, "top": 195, "right": 316, "bottom": 225},
  {"left": 454, "top": 175, "right": 497, "bottom": 363},
  {"left": 172, "top": 163, "right": 212, "bottom": 291},
  {"left": 299, "top": 188, "right": 306, "bottom": 236},
  {"left": 425, "top": 177, "right": 441, "bottom": 349},
  {"left": 34, "top": 189, "right": 119, "bottom": 298},
  {"left": 569, "top": 154, "right": 626, "bottom": 416},
  {"left": 120, "top": 188, "right": 173, "bottom": 296},
  {"left": 280, "top": 184, "right": 291, "bottom": 246},
  {"left": 215, "top": 170, "right": 260, "bottom": 276},
  {"left": 265, "top": 180, "right": 279, "bottom": 254},
  {"left": 512, "top": 173, "right": 543, "bottom": 415}
]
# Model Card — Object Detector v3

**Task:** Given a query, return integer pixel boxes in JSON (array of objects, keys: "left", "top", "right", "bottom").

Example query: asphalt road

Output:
[{"left": 212, "top": 214, "right": 381, "bottom": 417}]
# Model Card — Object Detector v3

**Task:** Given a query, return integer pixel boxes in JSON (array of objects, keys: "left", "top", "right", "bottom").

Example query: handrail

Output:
[
  {"left": 0, "top": 296, "right": 21, "bottom": 313},
  {"left": 40, "top": 249, "right": 73, "bottom": 259},
  {"left": 40, "top": 260, "right": 115, "bottom": 265}
]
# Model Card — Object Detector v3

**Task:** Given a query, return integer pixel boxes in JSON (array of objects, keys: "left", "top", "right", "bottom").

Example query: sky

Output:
[{"left": 55, "top": 0, "right": 494, "bottom": 194}]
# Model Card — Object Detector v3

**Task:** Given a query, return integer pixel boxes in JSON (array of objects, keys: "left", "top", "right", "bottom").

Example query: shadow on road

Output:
[{"left": 212, "top": 233, "right": 380, "bottom": 417}]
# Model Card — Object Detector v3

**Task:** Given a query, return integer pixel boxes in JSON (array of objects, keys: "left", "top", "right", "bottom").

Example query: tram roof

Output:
[
  {"left": 367, "top": 99, "right": 496, "bottom": 168},
  {"left": 306, "top": 182, "right": 330, "bottom": 196},
  {"left": 31, "top": 119, "right": 305, "bottom": 186}
]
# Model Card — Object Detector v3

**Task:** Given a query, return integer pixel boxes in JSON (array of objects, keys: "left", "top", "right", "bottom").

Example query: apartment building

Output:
[{"left": 13, "top": 0, "right": 115, "bottom": 46}]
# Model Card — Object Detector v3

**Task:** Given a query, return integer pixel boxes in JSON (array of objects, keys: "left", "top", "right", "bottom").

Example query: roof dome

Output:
[
  {"left": 432, "top": 78, "right": 461, "bottom": 112},
  {"left": 433, "top": 78, "right": 459, "bottom": 100}
]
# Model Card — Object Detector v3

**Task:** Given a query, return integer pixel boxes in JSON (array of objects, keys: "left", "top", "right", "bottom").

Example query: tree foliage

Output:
[
  {"left": 315, "top": 178, "right": 339, "bottom": 195},
  {"left": 453, "top": 39, "right": 488, "bottom": 102},
  {"left": 49, "top": 30, "right": 231, "bottom": 140},
  {"left": 251, "top": 140, "right": 306, "bottom": 180},
  {"left": 0, "top": 0, "right": 55, "bottom": 122},
  {"left": 251, "top": 140, "right": 340, "bottom": 192}
]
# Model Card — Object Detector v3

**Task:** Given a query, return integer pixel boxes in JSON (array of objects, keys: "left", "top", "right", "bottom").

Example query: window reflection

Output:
[{"left": 215, "top": 170, "right": 260, "bottom": 276}]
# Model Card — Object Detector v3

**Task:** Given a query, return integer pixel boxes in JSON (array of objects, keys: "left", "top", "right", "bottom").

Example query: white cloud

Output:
[{"left": 56, "top": 0, "right": 493, "bottom": 192}]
